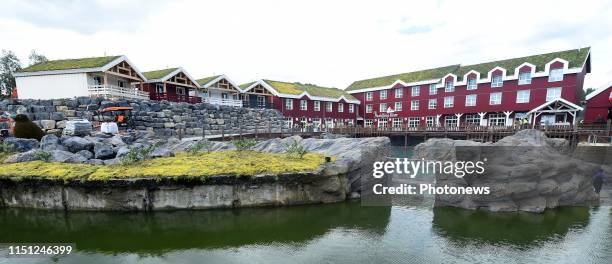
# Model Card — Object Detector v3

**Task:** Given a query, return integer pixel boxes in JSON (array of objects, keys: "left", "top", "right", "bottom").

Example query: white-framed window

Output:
[
  {"left": 257, "top": 96, "right": 265, "bottom": 107},
  {"left": 549, "top": 68, "right": 564, "bottom": 82},
  {"left": 467, "top": 78, "right": 477, "bottom": 90},
  {"left": 444, "top": 96, "right": 454, "bottom": 108},
  {"left": 518, "top": 72, "right": 532, "bottom": 85},
  {"left": 426, "top": 116, "right": 436, "bottom": 127},
  {"left": 491, "top": 75, "right": 503, "bottom": 87},
  {"left": 93, "top": 76, "right": 103, "bottom": 85},
  {"left": 285, "top": 99, "right": 293, "bottom": 110},
  {"left": 377, "top": 118, "right": 388, "bottom": 128},
  {"left": 395, "top": 88, "right": 403, "bottom": 98},
  {"left": 366, "top": 104, "right": 373, "bottom": 113},
  {"left": 348, "top": 104, "right": 354, "bottom": 113},
  {"left": 300, "top": 100, "right": 307, "bottom": 111},
  {"left": 516, "top": 90, "right": 530, "bottom": 103},
  {"left": 325, "top": 118, "right": 334, "bottom": 128},
  {"left": 444, "top": 81, "right": 454, "bottom": 92},
  {"left": 365, "top": 119, "right": 374, "bottom": 127},
  {"left": 489, "top": 92, "right": 502, "bottom": 105},
  {"left": 338, "top": 103, "right": 344, "bottom": 112},
  {"left": 176, "top": 87, "right": 185, "bottom": 95},
  {"left": 312, "top": 118, "right": 322, "bottom": 128},
  {"left": 428, "top": 99, "right": 437, "bottom": 109},
  {"left": 284, "top": 117, "right": 293, "bottom": 128},
  {"left": 365, "top": 92, "right": 373, "bottom": 101},
  {"left": 117, "top": 80, "right": 125, "bottom": 88},
  {"left": 409, "top": 117, "right": 420, "bottom": 128},
  {"left": 411, "top": 100, "right": 419, "bottom": 110},
  {"left": 465, "top": 94, "right": 477, "bottom": 107},
  {"left": 379, "top": 103, "right": 387, "bottom": 113},
  {"left": 546, "top": 87, "right": 562, "bottom": 101},
  {"left": 465, "top": 114, "right": 480, "bottom": 125},
  {"left": 429, "top": 84, "right": 437, "bottom": 95},
  {"left": 155, "top": 83, "right": 164, "bottom": 94},
  {"left": 394, "top": 102, "right": 402, "bottom": 111},
  {"left": 411, "top": 86, "right": 420, "bottom": 96},
  {"left": 380, "top": 90, "right": 387, "bottom": 100},
  {"left": 488, "top": 113, "right": 506, "bottom": 126},
  {"left": 326, "top": 102, "right": 333, "bottom": 112},
  {"left": 392, "top": 118, "right": 402, "bottom": 128},
  {"left": 445, "top": 115, "right": 458, "bottom": 127},
  {"left": 314, "top": 101, "right": 320, "bottom": 111}
]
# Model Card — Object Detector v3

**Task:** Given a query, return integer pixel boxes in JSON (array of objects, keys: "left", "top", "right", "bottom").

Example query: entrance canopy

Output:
[{"left": 526, "top": 98, "right": 583, "bottom": 126}]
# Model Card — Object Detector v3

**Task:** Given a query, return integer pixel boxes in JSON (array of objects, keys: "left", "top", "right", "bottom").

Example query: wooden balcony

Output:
[
  {"left": 88, "top": 85, "right": 149, "bottom": 100},
  {"left": 150, "top": 93, "right": 202, "bottom": 104},
  {"left": 203, "top": 97, "right": 243, "bottom": 107}
]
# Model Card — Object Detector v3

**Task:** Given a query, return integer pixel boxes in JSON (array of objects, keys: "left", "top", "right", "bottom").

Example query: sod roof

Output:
[
  {"left": 345, "top": 65, "right": 460, "bottom": 91},
  {"left": 263, "top": 80, "right": 358, "bottom": 101},
  {"left": 455, "top": 47, "right": 591, "bottom": 81},
  {"left": 196, "top": 75, "right": 221, "bottom": 86},
  {"left": 142, "top": 68, "right": 179, "bottom": 80},
  {"left": 239, "top": 81, "right": 256, "bottom": 90},
  {"left": 18, "top": 56, "right": 121, "bottom": 72}
]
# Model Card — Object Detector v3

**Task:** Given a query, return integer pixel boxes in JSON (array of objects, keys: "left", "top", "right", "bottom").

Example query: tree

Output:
[
  {"left": 579, "top": 87, "right": 596, "bottom": 101},
  {"left": 0, "top": 50, "right": 22, "bottom": 98},
  {"left": 28, "top": 50, "right": 48, "bottom": 66}
]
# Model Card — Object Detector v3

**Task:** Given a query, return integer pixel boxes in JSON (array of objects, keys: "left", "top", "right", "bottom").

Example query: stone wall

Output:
[{"left": 0, "top": 98, "right": 285, "bottom": 137}]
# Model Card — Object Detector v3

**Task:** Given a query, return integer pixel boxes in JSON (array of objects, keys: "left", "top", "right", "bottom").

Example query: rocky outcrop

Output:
[{"left": 413, "top": 129, "right": 608, "bottom": 213}]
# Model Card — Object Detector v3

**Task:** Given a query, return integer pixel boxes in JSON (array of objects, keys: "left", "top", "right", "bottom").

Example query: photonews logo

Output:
[{"left": 371, "top": 158, "right": 490, "bottom": 195}]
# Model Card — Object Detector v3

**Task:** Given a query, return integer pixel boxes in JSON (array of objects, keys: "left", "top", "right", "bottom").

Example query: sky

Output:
[{"left": 1, "top": 0, "right": 611, "bottom": 90}]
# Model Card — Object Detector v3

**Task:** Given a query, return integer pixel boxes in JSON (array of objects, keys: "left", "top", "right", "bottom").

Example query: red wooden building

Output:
[
  {"left": 240, "top": 80, "right": 360, "bottom": 128},
  {"left": 140, "top": 68, "right": 202, "bottom": 103},
  {"left": 584, "top": 83, "right": 612, "bottom": 124},
  {"left": 345, "top": 48, "right": 591, "bottom": 128}
]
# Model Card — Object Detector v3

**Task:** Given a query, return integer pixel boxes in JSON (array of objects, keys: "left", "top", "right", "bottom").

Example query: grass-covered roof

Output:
[
  {"left": 142, "top": 68, "right": 179, "bottom": 80},
  {"left": 196, "top": 75, "right": 221, "bottom": 86},
  {"left": 239, "top": 81, "right": 256, "bottom": 89},
  {"left": 263, "top": 80, "right": 358, "bottom": 101},
  {"left": 18, "top": 56, "right": 121, "bottom": 72},
  {"left": 455, "top": 47, "right": 591, "bottom": 80},
  {"left": 345, "top": 65, "right": 460, "bottom": 91}
]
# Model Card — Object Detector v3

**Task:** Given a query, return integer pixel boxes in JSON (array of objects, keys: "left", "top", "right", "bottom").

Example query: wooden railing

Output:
[
  {"left": 88, "top": 85, "right": 149, "bottom": 100},
  {"left": 203, "top": 97, "right": 243, "bottom": 107},
  {"left": 150, "top": 93, "right": 202, "bottom": 104}
]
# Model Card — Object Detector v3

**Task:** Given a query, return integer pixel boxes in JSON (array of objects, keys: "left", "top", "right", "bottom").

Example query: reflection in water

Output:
[
  {"left": 0, "top": 201, "right": 391, "bottom": 254},
  {"left": 432, "top": 206, "right": 590, "bottom": 246}
]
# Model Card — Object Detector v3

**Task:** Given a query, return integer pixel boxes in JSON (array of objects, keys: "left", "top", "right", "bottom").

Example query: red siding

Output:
[
  {"left": 584, "top": 86, "right": 612, "bottom": 124},
  {"left": 271, "top": 95, "right": 359, "bottom": 122}
]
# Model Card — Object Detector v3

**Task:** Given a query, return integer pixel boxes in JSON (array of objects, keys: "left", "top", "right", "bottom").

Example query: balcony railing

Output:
[
  {"left": 242, "top": 101, "right": 275, "bottom": 109},
  {"left": 88, "top": 85, "right": 149, "bottom": 100},
  {"left": 151, "top": 93, "right": 202, "bottom": 104},
  {"left": 203, "top": 97, "right": 243, "bottom": 107}
]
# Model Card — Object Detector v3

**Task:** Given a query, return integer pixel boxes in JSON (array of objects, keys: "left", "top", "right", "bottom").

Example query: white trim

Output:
[
  {"left": 242, "top": 79, "right": 361, "bottom": 104},
  {"left": 585, "top": 82, "right": 612, "bottom": 101},
  {"left": 526, "top": 97, "right": 583, "bottom": 115},
  {"left": 145, "top": 67, "right": 201, "bottom": 88},
  {"left": 200, "top": 74, "right": 240, "bottom": 91},
  {"left": 346, "top": 78, "right": 440, "bottom": 94},
  {"left": 100, "top": 55, "right": 147, "bottom": 81},
  {"left": 437, "top": 73, "right": 457, "bottom": 88}
]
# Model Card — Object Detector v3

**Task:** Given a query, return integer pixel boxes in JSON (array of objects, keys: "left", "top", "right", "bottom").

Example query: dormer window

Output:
[
  {"left": 467, "top": 78, "right": 477, "bottom": 90},
  {"left": 444, "top": 81, "right": 454, "bottom": 92},
  {"left": 395, "top": 88, "right": 403, "bottom": 98},
  {"left": 549, "top": 68, "right": 564, "bottom": 82},
  {"left": 518, "top": 72, "right": 532, "bottom": 85},
  {"left": 491, "top": 75, "right": 503, "bottom": 88}
]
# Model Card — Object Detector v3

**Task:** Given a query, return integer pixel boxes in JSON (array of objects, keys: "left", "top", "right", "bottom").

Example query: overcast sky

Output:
[{"left": 1, "top": 0, "right": 611, "bottom": 90}]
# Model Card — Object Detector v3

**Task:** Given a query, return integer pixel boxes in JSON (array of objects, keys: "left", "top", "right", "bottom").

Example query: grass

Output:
[
  {"left": 18, "top": 56, "right": 121, "bottom": 72},
  {"left": 263, "top": 79, "right": 358, "bottom": 101},
  {"left": 0, "top": 151, "right": 329, "bottom": 181},
  {"left": 196, "top": 75, "right": 221, "bottom": 86},
  {"left": 142, "top": 68, "right": 179, "bottom": 80}
]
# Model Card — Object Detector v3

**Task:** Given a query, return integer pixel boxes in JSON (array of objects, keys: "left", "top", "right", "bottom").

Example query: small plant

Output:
[
  {"left": 120, "top": 145, "right": 155, "bottom": 166},
  {"left": 34, "top": 150, "right": 52, "bottom": 162},
  {"left": 284, "top": 140, "right": 308, "bottom": 159},
  {"left": 186, "top": 139, "right": 214, "bottom": 155},
  {"left": 233, "top": 139, "right": 258, "bottom": 151},
  {"left": 0, "top": 142, "right": 16, "bottom": 153}
]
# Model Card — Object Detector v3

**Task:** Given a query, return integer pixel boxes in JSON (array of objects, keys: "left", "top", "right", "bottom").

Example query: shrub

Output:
[
  {"left": 13, "top": 114, "right": 45, "bottom": 141},
  {"left": 34, "top": 150, "right": 51, "bottom": 162},
  {"left": 233, "top": 139, "right": 258, "bottom": 151},
  {"left": 0, "top": 142, "right": 16, "bottom": 153},
  {"left": 186, "top": 139, "right": 214, "bottom": 155},
  {"left": 284, "top": 140, "right": 308, "bottom": 159},
  {"left": 120, "top": 145, "right": 155, "bottom": 166}
]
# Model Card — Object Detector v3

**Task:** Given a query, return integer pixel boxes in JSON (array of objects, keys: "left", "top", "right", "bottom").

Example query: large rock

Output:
[
  {"left": 62, "top": 136, "right": 94, "bottom": 153},
  {"left": 40, "top": 134, "right": 66, "bottom": 151},
  {"left": 94, "top": 142, "right": 115, "bottom": 160},
  {"left": 4, "top": 150, "right": 41, "bottom": 163},
  {"left": 3, "top": 138, "right": 39, "bottom": 152}
]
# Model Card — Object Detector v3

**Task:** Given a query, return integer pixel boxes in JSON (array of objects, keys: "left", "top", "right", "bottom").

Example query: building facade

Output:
[
  {"left": 584, "top": 84, "right": 612, "bottom": 124},
  {"left": 346, "top": 48, "right": 591, "bottom": 128},
  {"left": 140, "top": 68, "right": 201, "bottom": 104},
  {"left": 241, "top": 80, "right": 360, "bottom": 128},
  {"left": 196, "top": 75, "right": 244, "bottom": 107}
]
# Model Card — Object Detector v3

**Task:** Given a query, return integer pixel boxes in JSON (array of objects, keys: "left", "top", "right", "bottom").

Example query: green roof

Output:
[
  {"left": 239, "top": 81, "right": 256, "bottom": 89},
  {"left": 196, "top": 75, "right": 221, "bottom": 86},
  {"left": 18, "top": 56, "right": 121, "bottom": 72},
  {"left": 142, "top": 68, "right": 179, "bottom": 80},
  {"left": 263, "top": 80, "right": 358, "bottom": 101},
  {"left": 455, "top": 47, "right": 591, "bottom": 81},
  {"left": 345, "top": 65, "right": 460, "bottom": 91}
]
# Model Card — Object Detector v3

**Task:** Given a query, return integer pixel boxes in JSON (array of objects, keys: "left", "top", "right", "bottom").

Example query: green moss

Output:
[
  {"left": 142, "top": 68, "right": 179, "bottom": 80},
  {"left": 262, "top": 80, "right": 358, "bottom": 101},
  {"left": 345, "top": 65, "right": 460, "bottom": 91},
  {"left": 0, "top": 151, "right": 329, "bottom": 181},
  {"left": 18, "top": 56, "right": 121, "bottom": 72},
  {"left": 196, "top": 75, "right": 221, "bottom": 86}
]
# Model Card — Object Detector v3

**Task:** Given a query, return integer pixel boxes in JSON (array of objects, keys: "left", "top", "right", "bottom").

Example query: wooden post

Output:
[
  {"left": 255, "top": 123, "right": 259, "bottom": 139},
  {"left": 221, "top": 126, "right": 224, "bottom": 141}
]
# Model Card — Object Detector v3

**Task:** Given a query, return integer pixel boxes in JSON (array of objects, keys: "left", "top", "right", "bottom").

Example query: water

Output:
[{"left": 0, "top": 145, "right": 610, "bottom": 263}]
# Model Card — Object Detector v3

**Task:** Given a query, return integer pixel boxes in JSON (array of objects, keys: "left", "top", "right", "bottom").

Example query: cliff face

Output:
[{"left": 414, "top": 130, "right": 610, "bottom": 213}]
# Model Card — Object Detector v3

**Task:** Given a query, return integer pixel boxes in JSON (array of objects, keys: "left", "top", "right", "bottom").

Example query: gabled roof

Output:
[
  {"left": 143, "top": 68, "right": 179, "bottom": 80},
  {"left": 527, "top": 98, "right": 583, "bottom": 115},
  {"left": 239, "top": 81, "right": 256, "bottom": 90},
  {"left": 196, "top": 75, "right": 222, "bottom": 86},
  {"left": 195, "top": 74, "right": 241, "bottom": 91},
  {"left": 245, "top": 79, "right": 359, "bottom": 103},
  {"left": 345, "top": 65, "right": 459, "bottom": 91},
  {"left": 18, "top": 55, "right": 122, "bottom": 72},
  {"left": 585, "top": 82, "right": 612, "bottom": 101},
  {"left": 455, "top": 47, "right": 591, "bottom": 80}
]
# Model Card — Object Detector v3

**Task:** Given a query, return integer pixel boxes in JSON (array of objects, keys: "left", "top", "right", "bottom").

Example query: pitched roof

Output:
[
  {"left": 585, "top": 82, "right": 612, "bottom": 101},
  {"left": 262, "top": 80, "right": 358, "bottom": 101},
  {"left": 345, "top": 65, "right": 460, "bottom": 91},
  {"left": 196, "top": 75, "right": 221, "bottom": 86},
  {"left": 455, "top": 47, "right": 591, "bottom": 80},
  {"left": 18, "top": 55, "right": 122, "bottom": 72},
  {"left": 142, "top": 68, "right": 179, "bottom": 80},
  {"left": 239, "top": 81, "right": 256, "bottom": 89}
]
